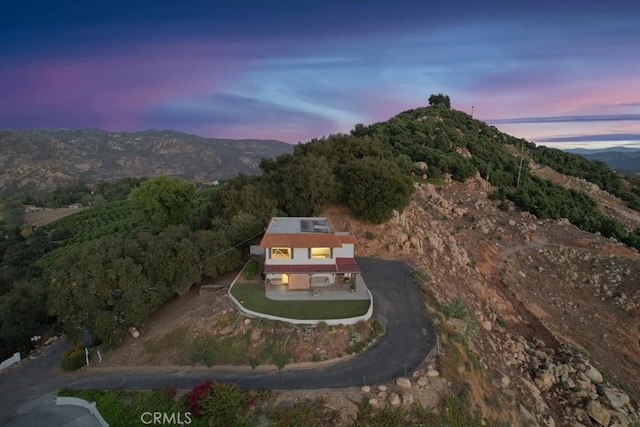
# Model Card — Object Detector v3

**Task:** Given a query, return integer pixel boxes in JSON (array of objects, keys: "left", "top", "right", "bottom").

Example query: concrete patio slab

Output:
[{"left": 265, "top": 275, "right": 370, "bottom": 301}]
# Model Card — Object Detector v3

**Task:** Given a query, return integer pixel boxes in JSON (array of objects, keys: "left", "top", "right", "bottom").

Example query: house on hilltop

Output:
[{"left": 259, "top": 217, "right": 361, "bottom": 291}]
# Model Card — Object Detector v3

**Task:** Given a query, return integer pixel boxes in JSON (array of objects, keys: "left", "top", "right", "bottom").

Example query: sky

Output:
[{"left": 1, "top": 1, "right": 639, "bottom": 149}]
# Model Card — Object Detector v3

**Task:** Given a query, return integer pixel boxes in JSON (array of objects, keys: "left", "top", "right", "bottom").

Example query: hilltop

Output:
[
  {"left": 2, "top": 98, "right": 640, "bottom": 426},
  {"left": 0, "top": 128, "right": 293, "bottom": 196}
]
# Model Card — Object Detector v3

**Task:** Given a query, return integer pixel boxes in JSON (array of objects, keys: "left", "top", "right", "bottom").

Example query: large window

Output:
[
  {"left": 271, "top": 248, "right": 291, "bottom": 259},
  {"left": 310, "top": 247, "right": 331, "bottom": 259}
]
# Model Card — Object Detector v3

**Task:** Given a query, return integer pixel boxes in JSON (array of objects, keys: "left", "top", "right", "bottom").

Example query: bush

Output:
[
  {"left": 61, "top": 345, "right": 86, "bottom": 371},
  {"left": 441, "top": 297, "right": 471, "bottom": 320},
  {"left": 244, "top": 258, "right": 259, "bottom": 280}
]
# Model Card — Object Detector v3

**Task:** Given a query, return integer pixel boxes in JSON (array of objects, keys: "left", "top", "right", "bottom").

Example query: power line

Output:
[{"left": 198, "top": 228, "right": 265, "bottom": 267}]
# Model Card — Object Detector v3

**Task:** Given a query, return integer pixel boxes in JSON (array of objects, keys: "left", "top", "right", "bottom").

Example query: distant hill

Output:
[
  {"left": 565, "top": 146, "right": 640, "bottom": 174},
  {"left": 0, "top": 128, "right": 293, "bottom": 196}
]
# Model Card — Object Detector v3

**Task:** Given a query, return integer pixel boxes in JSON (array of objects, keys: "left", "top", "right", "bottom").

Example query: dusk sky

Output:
[{"left": 1, "top": 1, "right": 639, "bottom": 148}]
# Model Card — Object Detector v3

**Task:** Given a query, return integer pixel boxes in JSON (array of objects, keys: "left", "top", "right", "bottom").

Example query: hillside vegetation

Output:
[
  {"left": 2, "top": 97, "right": 640, "bottom": 419},
  {"left": 0, "top": 128, "right": 292, "bottom": 196}
]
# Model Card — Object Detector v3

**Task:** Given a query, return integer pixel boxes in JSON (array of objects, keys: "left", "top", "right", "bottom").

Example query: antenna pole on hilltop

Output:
[{"left": 471, "top": 106, "right": 474, "bottom": 118}]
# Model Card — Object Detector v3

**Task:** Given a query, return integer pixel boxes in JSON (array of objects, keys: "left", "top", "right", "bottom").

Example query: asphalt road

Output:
[{"left": 0, "top": 257, "right": 435, "bottom": 426}]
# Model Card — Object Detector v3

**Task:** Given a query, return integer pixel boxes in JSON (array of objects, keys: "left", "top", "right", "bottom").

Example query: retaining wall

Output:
[
  {"left": 228, "top": 284, "right": 373, "bottom": 326},
  {"left": 0, "top": 352, "right": 20, "bottom": 371},
  {"left": 55, "top": 396, "right": 109, "bottom": 427}
]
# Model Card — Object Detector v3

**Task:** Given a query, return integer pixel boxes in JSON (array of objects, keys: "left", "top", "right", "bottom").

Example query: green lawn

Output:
[{"left": 230, "top": 283, "right": 370, "bottom": 320}]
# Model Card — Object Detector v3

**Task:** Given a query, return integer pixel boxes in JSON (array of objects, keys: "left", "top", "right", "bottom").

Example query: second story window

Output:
[
  {"left": 310, "top": 247, "right": 331, "bottom": 259},
  {"left": 271, "top": 248, "right": 291, "bottom": 259}
]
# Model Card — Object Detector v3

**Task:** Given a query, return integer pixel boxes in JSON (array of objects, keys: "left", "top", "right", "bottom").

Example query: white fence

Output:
[
  {"left": 56, "top": 396, "right": 109, "bottom": 427},
  {"left": 0, "top": 352, "right": 21, "bottom": 371},
  {"left": 228, "top": 285, "right": 373, "bottom": 326}
]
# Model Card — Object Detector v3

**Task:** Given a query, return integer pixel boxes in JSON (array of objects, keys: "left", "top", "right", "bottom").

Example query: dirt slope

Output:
[{"left": 325, "top": 176, "right": 640, "bottom": 426}]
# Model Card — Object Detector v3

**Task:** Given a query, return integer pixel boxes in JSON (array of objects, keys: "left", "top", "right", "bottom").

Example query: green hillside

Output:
[{"left": 2, "top": 96, "right": 640, "bottom": 359}]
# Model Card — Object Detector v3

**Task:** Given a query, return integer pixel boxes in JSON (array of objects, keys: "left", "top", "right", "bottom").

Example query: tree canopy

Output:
[
  {"left": 129, "top": 176, "right": 195, "bottom": 227},
  {"left": 428, "top": 93, "right": 451, "bottom": 109}
]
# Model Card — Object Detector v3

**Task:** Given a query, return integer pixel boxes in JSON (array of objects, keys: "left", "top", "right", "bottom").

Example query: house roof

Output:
[
  {"left": 264, "top": 257, "right": 361, "bottom": 274},
  {"left": 337, "top": 233, "right": 357, "bottom": 244},
  {"left": 336, "top": 257, "right": 361, "bottom": 272},
  {"left": 266, "top": 217, "right": 334, "bottom": 233},
  {"left": 259, "top": 217, "right": 356, "bottom": 248}
]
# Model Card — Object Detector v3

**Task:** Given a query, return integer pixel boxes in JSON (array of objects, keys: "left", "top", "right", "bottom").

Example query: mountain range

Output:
[
  {"left": 0, "top": 128, "right": 293, "bottom": 196},
  {"left": 565, "top": 146, "right": 640, "bottom": 174}
]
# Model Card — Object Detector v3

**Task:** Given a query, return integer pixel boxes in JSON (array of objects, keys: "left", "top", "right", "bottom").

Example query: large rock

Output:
[
  {"left": 538, "top": 414, "right": 555, "bottom": 427},
  {"left": 535, "top": 370, "right": 555, "bottom": 390},
  {"left": 585, "top": 366, "right": 603, "bottom": 383},
  {"left": 611, "top": 410, "right": 632, "bottom": 426},
  {"left": 446, "top": 318, "right": 467, "bottom": 334},
  {"left": 586, "top": 400, "right": 611, "bottom": 426},
  {"left": 402, "top": 393, "right": 414, "bottom": 406},
  {"left": 426, "top": 369, "right": 439, "bottom": 377},
  {"left": 602, "top": 387, "right": 630, "bottom": 409},
  {"left": 389, "top": 393, "right": 401, "bottom": 406},
  {"left": 396, "top": 377, "right": 412, "bottom": 390},
  {"left": 397, "top": 232, "right": 409, "bottom": 244},
  {"left": 414, "top": 161, "right": 428, "bottom": 171},
  {"left": 500, "top": 375, "right": 511, "bottom": 388}
]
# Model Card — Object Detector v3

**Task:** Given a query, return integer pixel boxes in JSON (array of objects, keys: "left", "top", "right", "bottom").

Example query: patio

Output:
[{"left": 265, "top": 274, "right": 371, "bottom": 301}]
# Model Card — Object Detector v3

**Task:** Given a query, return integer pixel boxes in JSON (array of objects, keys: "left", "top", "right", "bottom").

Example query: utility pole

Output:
[
  {"left": 471, "top": 106, "right": 474, "bottom": 118},
  {"left": 485, "top": 163, "right": 491, "bottom": 191},
  {"left": 516, "top": 141, "right": 525, "bottom": 190}
]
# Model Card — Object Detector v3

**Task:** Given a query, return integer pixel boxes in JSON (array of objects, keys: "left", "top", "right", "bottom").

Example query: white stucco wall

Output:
[
  {"left": 333, "top": 243, "right": 354, "bottom": 258},
  {"left": 265, "top": 247, "right": 336, "bottom": 265}
]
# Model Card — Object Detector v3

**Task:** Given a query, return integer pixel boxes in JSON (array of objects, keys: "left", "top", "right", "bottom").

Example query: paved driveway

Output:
[{"left": 0, "top": 258, "right": 435, "bottom": 425}]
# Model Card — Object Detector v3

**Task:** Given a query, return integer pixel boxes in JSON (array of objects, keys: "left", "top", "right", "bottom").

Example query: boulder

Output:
[
  {"left": 538, "top": 414, "right": 555, "bottom": 427},
  {"left": 602, "top": 387, "right": 630, "bottom": 409},
  {"left": 586, "top": 400, "right": 611, "bottom": 427},
  {"left": 414, "top": 161, "right": 428, "bottom": 171},
  {"left": 585, "top": 366, "right": 603, "bottom": 384},
  {"left": 500, "top": 375, "right": 511, "bottom": 388},
  {"left": 417, "top": 376, "right": 428, "bottom": 387},
  {"left": 402, "top": 393, "right": 414, "bottom": 406},
  {"left": 378, "top": 385, "right": 387, "bottom": 392},
  {"left": 481, "top": 320, "right": 492, "bottom": 331},
  {"left": 446, "top": 318, "right": 467, "bottom": 334},
  {"left": 396, "top": 377, "right": 412, "bottom": 390},
  {"left": 611, "top": 410, "right": 632, "bottom": 426},
  {"left": 535, "top": 370, "right": 555, "bottom": 390},
  {"left": 389, "top": 393, "right": 401, "bottom": 406},
  {"left": 426, "top": 369, "right": 440, "bottom": 377},
  {"left": 397, "top": 232, "right": 409, "bottom": 244},
  {"left": 361, "top": 385, "right": 371, "bottom": 393},
  {"left": 368, "top": 398, "right": 379, "bottom": 406}
]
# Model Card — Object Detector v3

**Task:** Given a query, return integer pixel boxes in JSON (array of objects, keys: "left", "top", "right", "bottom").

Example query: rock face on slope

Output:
[
  {"left": 325, "top": 177, "right": 640, "bottom": 426},
  {"left": 0, "top": 128, "right": 293, "bottom": 195}
]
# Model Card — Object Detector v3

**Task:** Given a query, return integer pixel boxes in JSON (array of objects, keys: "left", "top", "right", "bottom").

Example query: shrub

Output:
[
  {"left": 244, "top": 258, "right": 259, "bottom": 280},
  {"left": 441, "top": 297, "right": 471, "bottom": 320},
  {"left": 315, "top": 321, "right": 330, "bottom": 332},
  {"left": 61, "top": 345, "right": 87, "bottom": 371},
  {"left": 408, "top": 269, "right": 430, "bottom": 281},
  {"left": 354, "top": 319, "right": 372, "bottom": 336}
]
